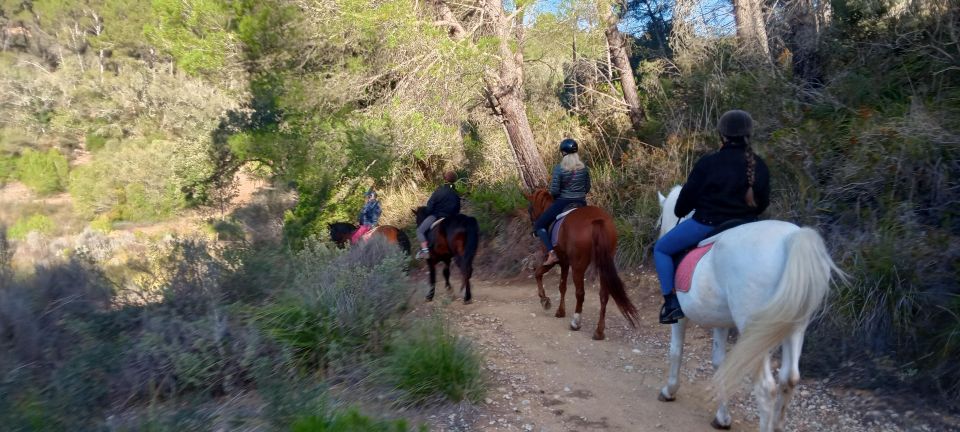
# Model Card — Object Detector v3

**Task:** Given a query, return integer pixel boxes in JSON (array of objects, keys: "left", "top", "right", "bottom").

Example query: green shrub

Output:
[
  {"left": 259, "top": 238, "right": 411, "bottom": 372},
  {"left": 15, "top": 149, "right": 69, "bottom": 195},
  {"left": 7, "top": 214, "right": 55, "bottom": 240},
  {"left": 69, "top": 139, "right": 204, "bottom": 222},
  {"left": 467, "top": 180, "right": 527, "bottom": 233},
  {"left": 84, "top": 131, "right": 109, "bottom": 152},
  {"left": 382, "top": 317, "right": 484, "bottom": 405},
  {"left": 291, "top": 408, "right": 420, "bottom": 432},
  {"left": 0, "top": 154, "right": 15, "bottom": 184}
]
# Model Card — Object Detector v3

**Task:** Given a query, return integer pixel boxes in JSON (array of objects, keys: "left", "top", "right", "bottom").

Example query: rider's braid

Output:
[{"left": 744, "top": 136, "right": 757, "bottom": 208}]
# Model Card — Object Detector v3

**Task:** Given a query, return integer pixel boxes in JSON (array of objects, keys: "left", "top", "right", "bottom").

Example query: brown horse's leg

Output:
[
  {"left": 425, "top": 258, "right": 437, "bottom": 301},
  {"left": 594, "top": 286, "right": 609, "bottom": 340},
  {"left": 460, "top": 258, "right": 473, "bottom": 304},
  {"left": 570, "top": 266, "right": 586, "bottom": 330},
  {"left": 443, "top": 262, "right": 452, "bottom": 291},
  {"left": 535, "top": 261, "right": 554, "bottom": 311},
  {"left": 554, "top": 263, "right": 568, "bottom": 318}
]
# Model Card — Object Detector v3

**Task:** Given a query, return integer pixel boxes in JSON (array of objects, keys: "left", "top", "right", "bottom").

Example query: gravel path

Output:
[{"left": 420, "top": 270, "right": 959, "bottom": 432}]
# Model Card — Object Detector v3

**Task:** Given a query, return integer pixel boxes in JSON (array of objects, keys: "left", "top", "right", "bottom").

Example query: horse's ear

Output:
[{"left": 657, "top": 191, "right": 666, "bottom": 206}]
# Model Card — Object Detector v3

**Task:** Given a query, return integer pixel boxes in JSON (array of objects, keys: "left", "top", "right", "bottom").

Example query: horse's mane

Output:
[
  {"left": 531, "top": 188, "right": 554, "bottom": 213},
  {"left": 659, "top": 185, "right": 684, "bottom": 239}
]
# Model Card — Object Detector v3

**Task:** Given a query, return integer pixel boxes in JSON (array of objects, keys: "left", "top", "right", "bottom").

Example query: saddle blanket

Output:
[
  {"left": 675, "top": 243, "right": 714, "bottom": 293},
  {"left": 360, "top": 226, "right": 379, "bottom": 241},
  {"left": 550, "top": 211, "right": 578, "bottom": 247}
]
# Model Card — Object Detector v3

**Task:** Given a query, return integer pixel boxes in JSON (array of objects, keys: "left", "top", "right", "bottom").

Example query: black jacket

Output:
[
  {"left": 426, "top": 184, "right": 461, "bottom": 218},
  {"left": 549, "top": 165, "right": 591, "bottom": 200},
  {"left": 675, "top": 144, "right": 770, "bottom": 226}
]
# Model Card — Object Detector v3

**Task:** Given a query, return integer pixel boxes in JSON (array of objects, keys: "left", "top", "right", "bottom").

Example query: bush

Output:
[
  {"left": 7, "top": 214, "right": 55, "bottom": 240},
  {"left": 69, "top": 139, "right": 210, "bottom": 222},
  {"left": 15, "top": 149, "right": 69, "bottom": 195},
  {"left": 259, "top": 238, "right": 411, "bottom": 373},
  {"left": 381, "top": 317, "right": 485, "bottom": 405},
  {"left": 0, "top": 154, "right": 15, "bottom": 185},
  {"left": 291, "top": 408, "right": 421, "bottom": 432}
]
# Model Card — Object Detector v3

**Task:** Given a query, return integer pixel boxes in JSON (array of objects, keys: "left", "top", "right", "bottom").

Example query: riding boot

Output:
[
  {"left": 425, "top": 286, "right": 435, "bottom": 302},
  {"left": 659, "top": 293, "right": 684, "bottom": 324}
]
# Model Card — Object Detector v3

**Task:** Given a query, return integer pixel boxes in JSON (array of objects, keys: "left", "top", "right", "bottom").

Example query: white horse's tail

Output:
[{"left": 713, "top": 227, "right": 845, "bottom": 398}]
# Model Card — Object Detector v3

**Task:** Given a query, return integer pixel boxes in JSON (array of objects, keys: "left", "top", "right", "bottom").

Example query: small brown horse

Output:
[
  {"left": 526, "top": 189, "right": 639, "bottom": 340},
  {"left": 412, "top": 207, "right": 479, "bottom": 304},
  {"left": 328, "top": 222, "right": 411, "bottom": 254}
]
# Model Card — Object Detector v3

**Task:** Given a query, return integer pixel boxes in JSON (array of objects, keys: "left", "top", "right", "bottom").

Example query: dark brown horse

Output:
[
  {"left": 328, "top": 222, "right": 411, "bottom": 254},
  {"left": 526, "top": 189, "right": 639, "bottom": 340},
  {"left": 412, "top": 207, "right": 479, "bottom": 304}
]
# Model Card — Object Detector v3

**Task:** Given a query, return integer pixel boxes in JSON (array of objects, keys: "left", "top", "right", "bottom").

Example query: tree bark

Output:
[
  {"left": 785, "top": 0, "right": 823, "bottom": 87},
  {"left": 601, "top": 1, "right": 646, "bottom": 137},
  {"left": 480, "top": 0, "right": 548, "bottom": 191},
  {"left": 733, "top": 0, "right": 771, "bottom": 60},
  {"left": 433, "top": 1, "right": 466, "bottom": 40}
]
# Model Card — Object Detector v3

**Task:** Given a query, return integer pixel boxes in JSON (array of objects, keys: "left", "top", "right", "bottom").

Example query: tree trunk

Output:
[
  {"left": 497, "top": 91, "right": 548, "bottom": 191},
  {"left": 785, "top": 0, "right": 823, "bottom": 87},
  {"left": 481, "top": 0, "right": 548, "bottom": 191},
  {"left": 602, "top": 2, "right": 646, "bottom": 137},
  {"left": 733, "top": 0, "right": 771, "bottom": 60}
]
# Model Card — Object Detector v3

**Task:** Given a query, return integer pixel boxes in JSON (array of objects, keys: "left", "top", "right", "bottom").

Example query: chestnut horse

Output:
[
  {"left": 328, "top": 222, "right": 411, "bottom": 254},
  {"left": 526, "top": 189, "right": 639, "bottom": 340},
  {"left": 412, "top": 207, "right": 479, "bottom": 304}
]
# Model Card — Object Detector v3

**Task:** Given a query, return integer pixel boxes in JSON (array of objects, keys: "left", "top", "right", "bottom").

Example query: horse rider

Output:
[
  {"left": 416, "top": 171, "right": 461, "bottom": 259},
  {"left": 654, "top": 110, "right": 771, "bottom": 324},
  {"left": 534, "top": 138, "right": 591, "bottom": 267},
  {"left": 351, "top": 188, "right": 382, "bottom": 244}
]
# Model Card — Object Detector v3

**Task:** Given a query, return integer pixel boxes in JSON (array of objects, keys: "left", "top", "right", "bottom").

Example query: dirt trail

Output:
[{"left": 426, "top": 270, "right": 954, "bottom": 432}]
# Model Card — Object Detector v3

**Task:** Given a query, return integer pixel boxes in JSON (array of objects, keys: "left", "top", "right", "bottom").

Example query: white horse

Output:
[{"left": 656, "top": 185, "right": 845, "bottom": 432}]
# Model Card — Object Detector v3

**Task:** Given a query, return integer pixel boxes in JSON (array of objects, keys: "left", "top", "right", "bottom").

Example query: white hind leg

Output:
[
  {"left": 659, "top": 318, "right": 687, "bottom": 401},
  {"left": 710, "top": 328, "right": 732, "bottom": 429},
  {"left": 754, "top": 354, "right": 778, "bottom": 432},
  {"left": 773, "top": 330, "right": 804, "bottom": 432}
]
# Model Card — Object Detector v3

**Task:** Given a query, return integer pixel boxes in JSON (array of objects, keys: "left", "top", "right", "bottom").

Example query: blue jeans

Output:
[
  {"left": 534, "top": 198, "right": 585, "bottom": 251},
  {"left": 654, "top": 218, "right": 713, "bottom": 295}
]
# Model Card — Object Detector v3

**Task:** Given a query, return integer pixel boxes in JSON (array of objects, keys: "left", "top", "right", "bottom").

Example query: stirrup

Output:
[
  {"left": 416, "top": 248, "right": 430, "bottom": 259},
  {"left": 659, "top": 303, "right": 684, "bottom": 324}
]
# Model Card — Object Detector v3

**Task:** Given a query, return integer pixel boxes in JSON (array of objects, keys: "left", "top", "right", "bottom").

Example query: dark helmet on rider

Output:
[
  {"left": 559, "top": 138, "right": 578, "bottom": 155},
  {"left": 364, "top": 188, "right": 376, "bottom": 198},
  {"left": 717, "top": 110, "right": 754, "bottom": 138},
  {"left": 443, "top": 171, "right": 457, "bottom": 183}
]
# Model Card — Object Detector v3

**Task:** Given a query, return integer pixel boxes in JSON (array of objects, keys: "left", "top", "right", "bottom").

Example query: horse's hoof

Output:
[
  {"left": 555, "top": 311, "right": 565, "bottom": 318},
  {"left": 463, "top": 298, "right": 472, "bottom": 305},
  {"left": 657, "top": 392, "right": 675, "bottom": 402},
  {"left": 710, "top": 418, "right": 731, "bottom": 430},
  {"left": 569, "top": 323, "right": 580, "bottom": 331},
  {"left": 540, "top": 298, "right": 551, "bottom": 310},
  {"left": 425, "top": 295, "right": 434, "bottom": 302},
  {"left": 592, "top": 332, "right": 605, "bottom": 341}
]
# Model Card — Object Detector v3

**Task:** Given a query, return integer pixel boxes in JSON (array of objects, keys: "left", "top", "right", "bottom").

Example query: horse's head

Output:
[
  {"left": 411, "top": 206, "right": 428, "bottom": 225},
  {"left": 523, "top": 188, "right": 554, "bottom": 222},
  {"left": 657, "top": 185, "right": 684, "bottom": 239}
]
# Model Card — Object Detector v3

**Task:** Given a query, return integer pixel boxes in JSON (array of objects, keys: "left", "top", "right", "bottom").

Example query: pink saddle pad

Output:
[{"left": 675, "top": 243, "right": 714, "bottom": 293}]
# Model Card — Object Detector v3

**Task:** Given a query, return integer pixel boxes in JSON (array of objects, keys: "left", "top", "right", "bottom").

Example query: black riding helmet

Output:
[
  {"left": 559, "top": 138, "right": 578, "bottom": 155},
  {"left": 717, "top": 110, "right": 754, "bottom": 138}
]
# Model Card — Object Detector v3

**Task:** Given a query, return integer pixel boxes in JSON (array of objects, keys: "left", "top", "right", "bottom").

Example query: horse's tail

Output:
[
  {"left": 591, "top": 219, "right": 639, "bottom": 327},
  {"left": 395, "top": 228, "right": 411, "bottom": 255},
  {"left": 462, "top": 216, "right": 479, "bottom": 270},
  {"left": 713, "top": 227, "right": 846, "bottom": 398}
]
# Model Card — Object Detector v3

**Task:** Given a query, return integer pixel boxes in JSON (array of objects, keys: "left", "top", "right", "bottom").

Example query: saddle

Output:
[
  {"left": 673, "top": 218, "right": 757, "bottom": 293},
  {"left": 548, "top": 203, "right": 585, "bottom": 247}
]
